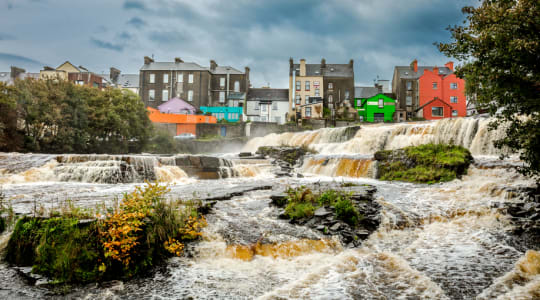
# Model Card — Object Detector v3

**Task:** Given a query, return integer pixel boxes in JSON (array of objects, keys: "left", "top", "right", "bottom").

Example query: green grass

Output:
[{"left": 375, "top": 143, "right": 473, "bottom": 184}]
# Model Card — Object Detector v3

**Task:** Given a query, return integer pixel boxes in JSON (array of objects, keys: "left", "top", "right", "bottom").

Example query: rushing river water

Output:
[{"left": 1, "top": 117, "right": 539, "bottom": 299}]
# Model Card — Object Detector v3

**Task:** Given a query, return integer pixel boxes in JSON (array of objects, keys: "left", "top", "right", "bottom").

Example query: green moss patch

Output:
[{"left": 374, "top": 143, "right": 473, "bottom": 184}]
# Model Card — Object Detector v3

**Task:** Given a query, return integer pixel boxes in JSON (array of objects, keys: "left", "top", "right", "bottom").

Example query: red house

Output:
[{"left": 416, "top": 62, "right": 466, "bottom": 120}]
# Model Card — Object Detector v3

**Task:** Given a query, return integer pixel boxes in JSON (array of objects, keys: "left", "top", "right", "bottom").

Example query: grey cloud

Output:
[
  {"left": 0, "top": 53, "right": 44, "bottom": 70},
  {"left": 0, "top": 33, "right": 16, "bottom": 40},
  {"left": 123, "top": 0, "right": 146, "bottom": 11},
  {"left": 127, "top": 17, "right": 146, "bottom": 28},
  {"left": 90, "top": 38, "right": 124, "bottom": 52}
]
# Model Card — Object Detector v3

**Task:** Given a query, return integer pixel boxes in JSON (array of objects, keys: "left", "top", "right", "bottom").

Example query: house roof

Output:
[
  {"left": 247, "top": 88, "right": 289, "bottom": 102},
  {"left": 101, "top": 74, "right": 139, "bottom": 88},
  {"left": 0, "top": 72, "right": 39, "bottom": 84},
  {"left": 293, "top": 63, "right": 353, "bottom": 78},
  {"left": 140, "top": 61, "right": 245, "bottom": 75},
  {"left": 227, "top": 92, "right": 246, "bottom": 100},
  {"left": 415, "top": 97, "right": 452, "bottom": 112},
  {"left": 157, "top": 97, "right": 197, "bottom": 114},
  {"left": 355, "top": 86, "right": 379, "bottom": 99},
  {"left": 394, "top": 66, "right": 453, "bottom": 79}
]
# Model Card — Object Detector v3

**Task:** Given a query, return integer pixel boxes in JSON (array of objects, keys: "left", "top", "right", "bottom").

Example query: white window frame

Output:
[
  {"left": 305, "top": 81, "right": 310, "bottom": 91},
  {"left": 450, "top": 83, "right": 458, "bottom": 89},
  {"left": 305, "top": 107, "right": 311, "bottom": 117},
  {"left": 188, "top": 74, "right": 194, "bottom": 83},
  {"left": 149, "top": 89, "right": 155, "bottom": 101},
  {"left": 432, "top": 82, "right": 438, "bottom": 89},
  {"left": 272, "top": 102, "right": 278, "bottom": 110},
  {"left": 220, "top": 77, "right": 225, "bottom": 88},
  {"left": 432, "top": 106, "right": 443, "bottom": 117},
  {"left": 295, "top": 95, "right": 301, "bottom": 105},
  {"left": 187, "top": 90, "right": 193, "bottom": 102},
  {"left": 149, "top": 74, "right": 155, "bottom": 83},
  {"left": 450, "top": 96, "right": 458, "bottom": 103},
  {"left": 295, "top": 81, "right": 301, "bottom": 91},
  {"left": 234, "top": 81, "right": 240, "bottom": 92},
  {"left": 315, "top": 88, "right": 320, "bottom": 97},
  {"left": 328, "top": 82, "right": 333, "bottom": 90},
  {"left": 406, "top": 81, "right": 412, "bottom": 90},
  {"left": 378, "top": 99, "right": 384, "bottom": 108},
  {"left": 452, "top": 110, "right": 458, "bottom": 116},
  {"left": 328, "top": 95, "right": 333, "bottom": 103},
  {"left": 345, "top": 90, "right": 350, "bottom": 99},
  {"left": 219, "top": 91, "right": 225, "bottom": 103},
  {"left": 261, "top": 104, "right": 267, "bottom": 112},
  {"left": 162, "top": 89, "right": 168, "bottom": 101},
  {"left": 177, "top": 72, "right": 183, "bottom": 83},
  {"left": 255, "top": 101, "right": 259, "bottom": 110},
  {"left": 163, "top": 74, "right": 169, "bottom": 83}
]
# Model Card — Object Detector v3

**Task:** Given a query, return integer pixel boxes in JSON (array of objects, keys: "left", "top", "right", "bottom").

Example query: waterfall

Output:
[{"left": 301, "top": 155, "right": 375, "bottom": 178}]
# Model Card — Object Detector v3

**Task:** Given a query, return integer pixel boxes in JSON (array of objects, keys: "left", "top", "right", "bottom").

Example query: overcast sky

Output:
[{"left": 0, "top": 0, "right": 475, "bottom": 87}]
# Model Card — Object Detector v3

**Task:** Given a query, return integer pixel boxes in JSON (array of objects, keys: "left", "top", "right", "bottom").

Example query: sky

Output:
[{"left": 0, "top": 0, "right": 475, "bottom": 88}]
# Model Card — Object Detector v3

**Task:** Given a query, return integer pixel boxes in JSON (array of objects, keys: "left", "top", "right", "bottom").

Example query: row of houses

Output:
[{"left": 2, "top": 56, "right": 467, "bottom": 128}]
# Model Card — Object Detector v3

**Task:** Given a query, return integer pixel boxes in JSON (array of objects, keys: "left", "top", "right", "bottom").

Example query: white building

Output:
[{"left": 246, "top": 88, "right": 289, "bottom": 124}]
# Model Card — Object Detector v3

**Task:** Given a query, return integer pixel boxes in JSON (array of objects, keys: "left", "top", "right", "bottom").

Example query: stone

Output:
[
  {"left": 316, "top": 225, "right": 325, "bottom": 231},
  {"left": 330, "top": 223, "right": 341, "bottom": 231},
  {"left": 270, "top": 194, "right": 288, "bottom": 207},
  {"left": 314, "top": 207, "right": 332, "bottom": 217},
  {"left": 296, "top": 173, "right": 304, "bottom": 178},
  {"left": 239, "top": 152, "right": 252, "bottom": 157}
]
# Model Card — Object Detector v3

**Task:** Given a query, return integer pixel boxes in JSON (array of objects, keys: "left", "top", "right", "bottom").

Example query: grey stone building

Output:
[{"left": 139, "top": 56, "right": 249, "bottom": 110}]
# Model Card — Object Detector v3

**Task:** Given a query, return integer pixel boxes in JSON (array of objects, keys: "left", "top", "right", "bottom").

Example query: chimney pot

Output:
[
  {"left": 175, "top": 57, "right": 183, "bottom": 63},
  {"left": 144, "top": 56, "right": 154, "bottom": 65},
  {"left": 411, "top": 59, "right": 418, "bottom": 73},
  {"left": 445, "top": 61, "right": 454, "bottom": 72},
  {"left": 349, "top": 59, "right": 354, "bottom": 67},
  {"left": 210, "top": 60, "right": 217, "bottom": 71}
]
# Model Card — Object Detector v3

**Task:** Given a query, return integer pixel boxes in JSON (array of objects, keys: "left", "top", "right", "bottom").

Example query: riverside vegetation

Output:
[
  {"left": 3, "top": 182, "right": 207, "bottom": 284},
  {"left": 374, "top": 143, "right": 473, "bottom": 184}
]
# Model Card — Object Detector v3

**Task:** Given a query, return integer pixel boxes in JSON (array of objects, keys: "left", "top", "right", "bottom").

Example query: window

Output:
[
  {"left": 149, "top": 89, "right": 155, "bottom": 101},
  {"left": 220, "top": 77, "right": 225, "bottom": 88},
  {"left": 315, "top": 88, "right": 320, "bottom": 97},
  {"left": 274, "top": 117, "right": 281, "bottom": 123},
  {"left": 187, "top": 90, "right": 193, "bottom": 101},
  {"left": 450, "top": 96, "right": 458, "bottom": 103},
  {"left": 306, "top": 96, "right": 310, "bottom": 104},
  {"left": 296, "top": 81, "right": 301, "bottom": 91},
  {"left": 255, "top": 102, "right": 259, "bottom": 110},
  {"left": 163, "top": 74, "right": 169, "bottom": 83},
  {"left": 328, "top": 82, "right": 333, "bottom": 90},
  {"left": 357, "top": 99, "right": 362, "bottom": 107},
  {"left": 262, "top": 104, "right": 267, "bottom": 112},
  {"left": 149, "top": 74, "right": 155, "bottom": 83},
  {"left": 314, "top": 81, "right": 320, "bottom": 88},
  {"left": 328, "top": 95, "right": 333, "bottom": 103},
  {"left": 219, "top": 91, "right": 225, "bottom": 103},
  {"left": 305, "top": 107, "right": 311, "bottom": 117},
  {"left": 450, "top": 83, "right": 458, "bottom": 89},
  {"left": 406, "top": 81, "right": 412, "bottom": 90},
  {"left": 177, "top": 72, "right": 183, "bottom": 82},
  {"left": 162, "top": 89, "right": 168, "bottom": 101},
  {"left": 406, "top": 96, "right": 412, "bottom": 106},
  {"left": 272, "top": 102, "right": 278, "bottom": 110},
  {"left": 432, "top": 107, "right": 443, "bottom": 117},
  {"left": 76, "top": 80, "right": 84, "bottom": 85},
  {"left": 261, "top": 116, "right": 267, "bottom": 122},
  {"left": 345, "top": 90, "right": 350, "bottom": 99},
  {"left": 305, "top": 81, "right": 310, "bottom": 91},
  {"left": 378, "top": 99, "right": 384, "bottom": 108},
  {"left": 432, "top": 82, "right": 438, "bottom": 89},
  {"left": 295, "top": 95, "right": 301, "bottom": 105},
  {"left": 452, "top": 110, "right": 458, "bottom": 117},
  {"left": 188, "top": 74, "right": 193, "bottom": 83},
  {"left": 234, "top": 81, "right": 240, "bottom": 92}
]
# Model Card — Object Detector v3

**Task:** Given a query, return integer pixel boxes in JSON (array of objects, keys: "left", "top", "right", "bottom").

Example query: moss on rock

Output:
[{"left": 374, "top": 143, "right": 473, "bottom": 184}]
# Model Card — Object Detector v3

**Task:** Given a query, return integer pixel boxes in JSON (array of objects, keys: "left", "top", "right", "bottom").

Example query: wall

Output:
[
  {"left": 419, "top": 70, "right": 466, "bottom": 120},
  {"left": 363, "top": 94, "right": 396, "bottom": 122},
  {"left": 196, "top": 123, "right": 245, "bottom": 138},
  {"left": 176, "top": 137, "right": 248, "bottom": 154},
  {"left": 248, "top": 122, "right": 304, "bottom": 137}
]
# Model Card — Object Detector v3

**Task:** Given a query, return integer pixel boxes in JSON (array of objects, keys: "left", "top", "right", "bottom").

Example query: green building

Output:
[{"left": 353, "top": 90, "right": 396, "bottom": 122}]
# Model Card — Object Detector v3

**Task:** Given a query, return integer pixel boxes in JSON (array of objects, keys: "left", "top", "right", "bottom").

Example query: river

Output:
[{"left": 0, "top": 117, "right": 538, "bottom": 299}]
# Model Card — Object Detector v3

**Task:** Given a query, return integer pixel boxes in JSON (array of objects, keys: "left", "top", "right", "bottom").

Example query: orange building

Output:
[
  {"left": 147, "top": 107, "right": 217, "bottom": 135},
  {"left": 417, "top": 63, "right": 466, "bottom": 120}
]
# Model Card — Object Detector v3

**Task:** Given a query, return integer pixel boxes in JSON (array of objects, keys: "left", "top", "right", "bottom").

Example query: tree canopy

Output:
[
  {"left": 437, "top": 0, "right": 540, "bottom": 180},
  {"left": 0, "top": 78, "right": 151, "bottom": 153}
]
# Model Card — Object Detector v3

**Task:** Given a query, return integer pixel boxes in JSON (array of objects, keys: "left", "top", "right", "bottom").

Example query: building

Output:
[
  {"left": 200, "top": 106, "right": 243, "bottom": 123},
  {"left": 354, "top": 92, "right": 396, "bottom": 122},
  {"left": 0, "top": 66, "right": 39, "bottom": 85},
  {"left": 102, "top": 68, "right": 139, "bottom": 94},
  {"left": 39, "top": 61, "right": 104, "bottom": 88},
  {"left": 392, "top": 59, "right": 464, "bottom": 121},
  {"left": 139, "top": 56, "right": 249, "bottom": 110},
  {"left": 288, "top": 58, "right": 354, "bottom": 120},
  {"left": 158, "top": 97, "right": 197, "bottom": 115},
  {"left": 147, "top": 107, "right": 216, "bottom": 136},
  {"left": 246, "top": 88, "right": 289, "bottom": 124}
]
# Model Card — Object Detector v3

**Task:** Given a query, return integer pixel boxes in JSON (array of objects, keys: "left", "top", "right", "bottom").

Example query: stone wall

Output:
[
  {"left": 196, "top": 123, "right": 245, "bottom": 138},
  {"left": 248, "top": 122, "right": 303, "bottom": 137},
  {"left": 154, "top": 123, "right": 177, "bottom": 136},
  {"left": 176, "top": 137, "right": 248, "bottom": 154}
]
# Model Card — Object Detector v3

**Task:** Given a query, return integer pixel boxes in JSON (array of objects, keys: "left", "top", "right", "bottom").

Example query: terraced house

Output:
[
  {"left": 288, "top": 58, "right": 354, "bottom": 120},
  {"left": 139, "top": 56, "right": 250, "bottom": 111}
]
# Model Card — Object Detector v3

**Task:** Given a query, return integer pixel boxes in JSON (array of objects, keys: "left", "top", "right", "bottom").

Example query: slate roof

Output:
[
  {"left": 102, "top": 74, "right": 139, "bottom": 88},
  {"left": 247, "top": 88, "right": 289, "bottom": 102},
  {"left": 227, "top": 92, "right": 246, "bottom": 100},
  {"left": 140, "top": 61, "right": 244, "bottom": 75},
  {"left": 355, "top": 86, "right": 379, "bottom": 99},
  {"left": 394, "top": 66, "right": 453, "bottom": 79},
  {"left": 293, "top": 63, "right": 353, "bottom": 78}
]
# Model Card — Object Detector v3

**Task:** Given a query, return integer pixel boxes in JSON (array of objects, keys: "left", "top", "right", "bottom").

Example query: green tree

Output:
[
  {"left": 0, "top": 82, "right": 23, "bottom": 151},
  {"left": 437, "top": 0, "right": 540, "bottom": 181}
]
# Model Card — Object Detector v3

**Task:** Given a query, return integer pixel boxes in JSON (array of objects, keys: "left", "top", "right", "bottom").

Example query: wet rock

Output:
[
  {"left": 238, "top": 152, "right": 252, "bottom": 157},
  {"left": 270, "top": 194, "right": 288, "bottom": 207},
  {"left": 330, "top": 222, "right": 341, "bottom": 231},
  {"left": 296, "top": 173, "right": 304, "bottom": 178},
  {"left": 314, "top": 207, "right": 332, "bottom": 217}
]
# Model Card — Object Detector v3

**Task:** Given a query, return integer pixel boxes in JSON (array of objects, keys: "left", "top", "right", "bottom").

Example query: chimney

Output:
[
  {"left": 299, "top": 59, "right": 306, "bottom": 77},
  {"left": 110, "top": 67, "right": 120, "bottom": 83},
  {"left": 321, "top": 58, "right": 326, "bottom": 68},
  {"left": 349, "top": 59, "right": 354, "bottom": 68},
  {"left": 210, "top": 60, "right": 217, "bottom": 71},
  {"left": 175, "top": 57, "right": 183, "bottom": 63},
  {"left": 433, "top": 66, "right": 439, "bottom": 75},
  {"left": 44, "top": 66, "right": 55, "bottom": 71},
  {"left": 244, "top": 66, "right": 250, "bottom": 78},
  {"left": 289, "top": 57, "right": 294, "bottom": 75},
  {"left": 144, "top": 56, "right": 154, "bottom": 65},
  {"left": 10, "top": 66, "right": 25, "bottom": 79},
  {"left": 411, "top": 59, "right": 418, "bottom": 73},
  {"left": 445, "top": 61, "right": 454, "bottom": 72}
]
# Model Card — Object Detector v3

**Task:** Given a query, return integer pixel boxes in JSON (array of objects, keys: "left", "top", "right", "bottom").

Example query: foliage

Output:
[
  {"left": 437, "top": 0, "right": 540, "bottom": 181},
  {"left": 0, "top": 188, "right": 15, "bottom": 232},
  {"left": 375, "top": 144, "right": 473, "bottom": 184},
  {"left": 0, "top": 78, "right": 151, "bottom": 153},
  {"left": 143, "top": 126, "right": 177, "bottom": 154},
  {"left": 283, "top": 186, "right": 361, "bottom": 226},
  {"left": 5, "top": 182, "right": 207, "bottom": 284},
  {"left": 323, "top": 107, "right": 331, "bottom": 118}
]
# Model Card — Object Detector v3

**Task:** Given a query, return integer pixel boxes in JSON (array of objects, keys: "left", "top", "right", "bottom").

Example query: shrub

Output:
[
  {"left": 285, "top": 202, "right": 315, "bottom": 220},
  {"left": 334, "top": 198, "right": 361, "bottom": 226}
]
